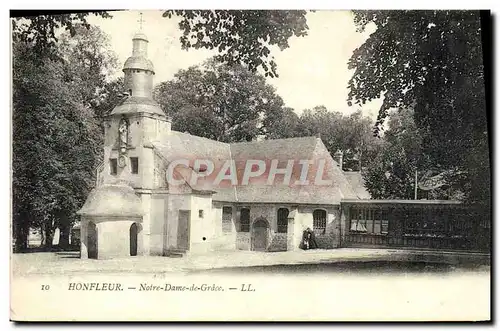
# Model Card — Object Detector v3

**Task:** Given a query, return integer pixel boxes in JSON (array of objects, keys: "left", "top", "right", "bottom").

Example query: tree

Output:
[
  {"left": 294, "top": 107, "right": 382, "bottom": 170},
  {"left": 58, "top": 24, "right": 119, "bottom": 112},
  {"left": 262, "top": 107, "right": 300, "bottom": 140},
  {"left": 12, "top": 24, "right": 118, "bottom": 250},
  {"left": 57, "top": 25, "right": 119, "bottom": 246},
  {"left": 13, "top": 41, "right": 101, "bottom": 250},
  {"left": 13, "top": 10, "right": 309, "bottom": 77},
  {"left": 154, "top": 60, "right": 285, "bottom": 142},
  {"left": 163, "top": 10, "right": 309, "bottom": 77},
  {"left": 348, "top": 10, "right": 489, "bottom": 204},
  {"left": 11, "top": 11, "right": 111, "bottom": 60},
  {"left": 92, "top": 77, "right": 125, "bottom": 122},
  {"left": 341, "top": 110, "right": 384, "bottom": 171},
  {"left": 363, "top": 108, "right": 423, "bottom": 199}
]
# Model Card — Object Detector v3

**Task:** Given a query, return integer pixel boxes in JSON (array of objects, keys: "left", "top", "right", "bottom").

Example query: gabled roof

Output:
[
  {"left": 344, "top": 171, "right": 371, "bottom": 199},
  {"left": 152, "top": 132, "right": 358, "bottom": 205},
  {"left": 152, "top": 131, "right": 236, "bottom": 202}
]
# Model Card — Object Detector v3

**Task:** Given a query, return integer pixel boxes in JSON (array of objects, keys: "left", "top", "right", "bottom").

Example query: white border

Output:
[{"left": 3, "top": 1, "right": 499, "bottom": 330}]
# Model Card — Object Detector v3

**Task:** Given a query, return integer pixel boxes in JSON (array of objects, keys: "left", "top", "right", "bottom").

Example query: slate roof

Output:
[
  {"left": 152, "top": 132, "right": 359, "bottom": 205},
  {"left": 77, "top": 179, "right": 144, "bottom": 217},
  {"left": 123, "top": 56, "right": 155, "bottom": 73},
  {"left": 110, "top": 96, "right": 165, "bottom": 116},
  {"left": 152, "top": 132, "right": 236, "bottom": 202},
  {"left": 344, "top": 171, "right": 371, "bottom": 199}
]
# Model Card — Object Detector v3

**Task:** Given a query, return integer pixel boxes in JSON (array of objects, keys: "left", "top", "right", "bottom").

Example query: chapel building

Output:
[{"left": 77, "top": 31, "right": 369, "bottom": 259}]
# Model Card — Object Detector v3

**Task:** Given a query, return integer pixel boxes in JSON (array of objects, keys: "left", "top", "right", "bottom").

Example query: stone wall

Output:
[
  {"left": 316, "top": 234, "right": 335, "bottom": 249},
  {"left": 296, "top": 206, "right": 341, "bottom": 249},
  {"left": 268, "top": 233, "right": 287, "bottom": 251},
  {"left": 206, "top": 202, "right": 341, "bottom": 253},
  {"left": 236, "top": 232, "right": 250, "bottom": 250}
]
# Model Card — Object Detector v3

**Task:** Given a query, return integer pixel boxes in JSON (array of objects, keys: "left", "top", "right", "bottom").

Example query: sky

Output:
[{"left": 88, "top": 10, "right": 383, "bottom": 119}]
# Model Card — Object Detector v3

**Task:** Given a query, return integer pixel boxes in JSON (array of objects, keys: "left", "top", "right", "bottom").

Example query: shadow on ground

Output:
[
  {"left": 55, "top": 251, "right": 81, "bottom": 259},
  {"left": 189, "top": 260, "right": 490, "bottom": 275},
  {"left": 13, "top": 246, "right": 79, "bottom": 254}
]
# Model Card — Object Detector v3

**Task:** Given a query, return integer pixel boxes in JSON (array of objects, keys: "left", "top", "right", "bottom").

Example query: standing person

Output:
[
  {"left": 300, "top": 229, "right": 310, "bottom": 250},
  {"left": 306, "top": 227, "right": 319, "bottom": 249}
]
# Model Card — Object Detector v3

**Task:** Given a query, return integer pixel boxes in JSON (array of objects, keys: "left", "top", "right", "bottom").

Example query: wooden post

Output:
[{"left": 414, "top": 170, "right": 418, "bottom": 200}]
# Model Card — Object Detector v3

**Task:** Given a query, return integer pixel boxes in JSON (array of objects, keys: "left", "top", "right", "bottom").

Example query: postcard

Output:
[{"left": 10, "top": 9, "right": 491, "bottom": 322}]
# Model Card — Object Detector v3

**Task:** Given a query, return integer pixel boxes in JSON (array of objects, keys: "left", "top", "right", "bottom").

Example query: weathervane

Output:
[{"left": 137, "top": 12, "right": 145, "bottom": 30}]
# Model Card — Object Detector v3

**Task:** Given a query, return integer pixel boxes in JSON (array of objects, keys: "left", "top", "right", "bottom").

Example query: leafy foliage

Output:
[
  {"left": 262, "top": 107, "right": 300, "bottom": 140},
  {"left": 13, "top": 43, "right": 100, "bottom": 249},
  {"left": 363, "top": 108, "right": 467, "bottom": 200},
  {"left": 294, "top": 107, "right": 383, "bottom": 171},
  {"left": 363, "top": 109, "right": 422, "bottom": 199},
  {"left": 58, "top": 24, "right": 119, "bottom": 111},
  {"left": 348, "top": 10, "right": 489, "bottom": 203},
  {"left": 154, "top": 59, "right": 285, "bottom": 142},
  {"left": 11, "top": 12, "right": 112, "bottom": 61},
  {"left": 155, "top": 58, "right": 383, "bottom": 168},
  {"left": 92, "top": 77, "right": 125, "bottom": 122},
  {"left": 163, "top": 10, "right": 309, "bottom": 77},
  {"left": 12, "top": 23, "right": 119, "bottom": 250}
]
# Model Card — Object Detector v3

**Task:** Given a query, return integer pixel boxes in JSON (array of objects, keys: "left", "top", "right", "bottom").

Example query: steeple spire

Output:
[
  {"left": 119, "top": 17, "right": 155, "bottom": 99},
  {"left": 137, "top": 12, "right": 145, "bottom": 31}
]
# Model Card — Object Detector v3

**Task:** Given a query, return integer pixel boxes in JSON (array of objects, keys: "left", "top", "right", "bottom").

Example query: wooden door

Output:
[
  {"left": 130, "top": 223, "right": 138, "bottom": 256},
  {"left": 252, "top": 219, "right": 269, "bottom": 251},
  {"left": 87, "top": 222, "right": 98, "bottom": 259},
  {"left": 177, "top": 210, "right": 191, "bottom": 250}
]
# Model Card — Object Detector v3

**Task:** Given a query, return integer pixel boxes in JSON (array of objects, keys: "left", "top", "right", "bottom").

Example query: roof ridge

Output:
[
  {"left": 171, "top": 131, "right": 231, "bottom": 146},
  {"left": 229, "top": 135, "right": 319, "bottom": 146}
]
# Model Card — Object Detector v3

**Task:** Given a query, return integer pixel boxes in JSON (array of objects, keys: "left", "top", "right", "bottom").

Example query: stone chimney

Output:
[{"left": 334, "top": 150, "right": 343, "bottom": 170}]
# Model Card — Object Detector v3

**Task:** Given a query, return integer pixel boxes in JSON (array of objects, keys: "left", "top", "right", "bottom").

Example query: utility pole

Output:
[{"left": 414, "top": 169, "right": 418, "bottom": 200}]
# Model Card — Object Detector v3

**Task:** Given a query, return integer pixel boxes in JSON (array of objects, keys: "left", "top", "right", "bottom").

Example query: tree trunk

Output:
[
  {"left": 14, "top": 218, "right": 29, "bottom": 252},
  {"left": 40, "top": 225, "right": 45, "bottom": 247},
  {"left": 59, "top": 224, "right": 70, "bottom": 249},
  {"left": 358, "top": 150, "right": 363, "bottom": 172},
  {"left": 43, "top": 223, "right": 54, "bottom": 250}
]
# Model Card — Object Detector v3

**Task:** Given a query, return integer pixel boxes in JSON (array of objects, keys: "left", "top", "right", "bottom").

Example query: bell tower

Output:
[
  {"left": 123, "top": 32, "right": 155, "bottom": 99},
  {"left": 102, "top": 19, "right": 171, "bottom": 190},
  {"left": 79, "top": 13, "right": 171, "bottom": 259}
]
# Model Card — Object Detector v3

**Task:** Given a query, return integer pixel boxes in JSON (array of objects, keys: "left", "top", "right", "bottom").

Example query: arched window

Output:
[
  {"left": 239, "top": 208, "right": 250, "bottom": 232},
  {"left": 277, "top": 208, "right": 289, "bottom": 233},
  {"left": 313, "top": 209, "right": 327, "bottom": 235}
]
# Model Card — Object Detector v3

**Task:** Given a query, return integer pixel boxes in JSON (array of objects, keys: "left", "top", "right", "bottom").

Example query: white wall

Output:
[{"left": 189, "top": 194, "right": 214, "bottom": 253}]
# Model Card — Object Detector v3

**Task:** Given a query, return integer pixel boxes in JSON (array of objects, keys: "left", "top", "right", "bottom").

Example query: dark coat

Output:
[
  {"left": 300, "top": 229, "right": 319, "bottom": 250},
  {"left": 307, "top": 229, "right": 319, "bottom": 249}
]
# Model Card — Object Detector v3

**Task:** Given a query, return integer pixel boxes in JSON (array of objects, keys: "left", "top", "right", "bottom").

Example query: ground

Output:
[
  {"left": 11, "top": 248, "right": 490, "bottom": 276},
  {"left": 10, "top": 248, "right": 491, "bottom": 321}
]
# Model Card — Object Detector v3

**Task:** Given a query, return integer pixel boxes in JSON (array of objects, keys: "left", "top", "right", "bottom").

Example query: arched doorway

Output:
[
  {"left": 87, "top": 222, "right": 98, "bottom": 259},
  {"left": 130, "top": 223, "right": 140, "bottom": 256},
  {"left": 251, "top": 218, "right": 270, "bottom": 251}
]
